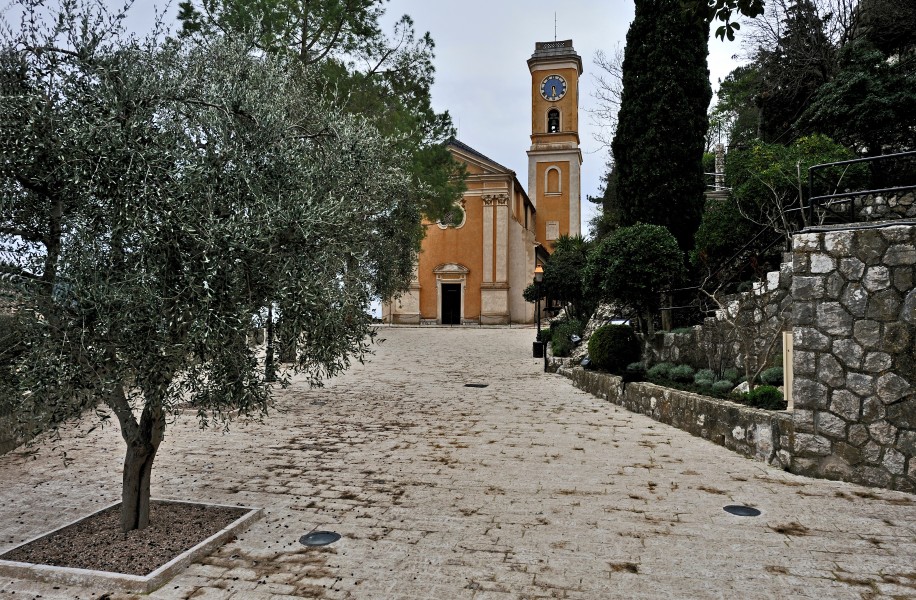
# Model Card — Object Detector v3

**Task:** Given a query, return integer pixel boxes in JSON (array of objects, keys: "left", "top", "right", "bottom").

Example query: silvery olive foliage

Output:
[{"left": 1, "top": 0, "right": 423, "bottom": 528}]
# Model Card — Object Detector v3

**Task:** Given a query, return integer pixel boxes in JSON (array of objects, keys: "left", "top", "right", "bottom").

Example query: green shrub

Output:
[
  {"left": 695, "top": 378, "right": 713, "bottom": 391},
  {"left": 744, "top": 385, "right": 785, "bottom": 410},
  {"left": 588, "top": 324, "right": 640, "bottom": 373},
  {"left": 669, "top": 364, "right": 695, "bottom": 383},
  {"left": 722, "top": 368, "right": 740, "bottom": 382},
  {"left": 646, "top": 362, "right": 675, "bottom": 380},
  {"left": 624, "top": 362, "right": 646, "bottom": 382},
  {"left": 712, "top": 380, "right": 735, "bottom": 394},
  {"left": 551, "top": 319, "right": 584, "bottom": 357},
  {"left": 694, "top": 369, "right": 715, "bottom": 383},
  {"left": 760, "top": 366, "right": 784, "bottom": 387}
]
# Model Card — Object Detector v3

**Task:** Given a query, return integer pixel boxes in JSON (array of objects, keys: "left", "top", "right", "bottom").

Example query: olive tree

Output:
[{"left": 1, "top": 1, "right": 422, "bottom": 531}]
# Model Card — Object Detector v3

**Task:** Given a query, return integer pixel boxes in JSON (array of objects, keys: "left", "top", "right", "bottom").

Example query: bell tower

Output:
[{"left": 527, "top": 40, "right": 583, "bottom": 245}]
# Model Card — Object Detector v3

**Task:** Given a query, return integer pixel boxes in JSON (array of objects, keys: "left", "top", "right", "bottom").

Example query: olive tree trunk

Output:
[{"left": 108, "top": 385, "right": 166, "bottom": 532}]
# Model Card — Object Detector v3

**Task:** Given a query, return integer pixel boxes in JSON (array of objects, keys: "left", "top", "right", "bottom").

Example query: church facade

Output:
[{"left": 383, "top": 40, "right": 582, "bottom": 325}]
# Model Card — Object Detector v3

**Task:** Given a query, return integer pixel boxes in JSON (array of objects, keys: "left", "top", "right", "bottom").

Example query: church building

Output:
[{"left": 383, "top": 40, "right": 582, "bottom": 325}]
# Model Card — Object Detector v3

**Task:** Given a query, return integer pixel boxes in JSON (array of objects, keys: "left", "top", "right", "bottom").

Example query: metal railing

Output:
[{"left": 807, "top": 150, "right": 916, "bottom": 225}]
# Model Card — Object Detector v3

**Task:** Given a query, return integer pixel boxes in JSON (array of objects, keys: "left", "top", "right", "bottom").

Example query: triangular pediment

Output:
[{"left": 433, "top": 263, "right": 470, "bottom": 275}]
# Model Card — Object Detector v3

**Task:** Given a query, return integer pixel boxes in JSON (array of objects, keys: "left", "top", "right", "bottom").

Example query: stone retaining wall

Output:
[
  {"left": 791, "top": 224, "right": 916, "bottom": 492},
  {"left": 557, "top": 365, "right": 792, "bottom": 468}
]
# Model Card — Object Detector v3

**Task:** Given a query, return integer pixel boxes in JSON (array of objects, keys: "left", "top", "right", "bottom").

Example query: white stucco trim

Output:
[{"left": 545, "top": 166, "right": 562, "bottom": 195}]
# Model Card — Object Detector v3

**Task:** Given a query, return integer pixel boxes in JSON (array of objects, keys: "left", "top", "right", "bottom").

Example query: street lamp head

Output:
[{"left": 534, "top": 263, "right": 544, "bottom": 283}]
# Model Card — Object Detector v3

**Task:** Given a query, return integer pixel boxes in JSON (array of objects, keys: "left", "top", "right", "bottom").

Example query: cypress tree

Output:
[{"left": 611, "top": 0, "right": 711, "bottom": 253}]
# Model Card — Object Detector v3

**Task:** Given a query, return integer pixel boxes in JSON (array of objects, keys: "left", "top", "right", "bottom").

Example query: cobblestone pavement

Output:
[{"left": 1, "top": 327, "right": 915, "bottom": 600}]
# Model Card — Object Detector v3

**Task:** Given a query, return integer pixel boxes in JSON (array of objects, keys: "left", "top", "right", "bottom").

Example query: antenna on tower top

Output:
[{"left": 554, "top": 13, "right": 557, "bottom": 41}]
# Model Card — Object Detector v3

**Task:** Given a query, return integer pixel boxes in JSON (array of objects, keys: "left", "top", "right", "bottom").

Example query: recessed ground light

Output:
[
  {"left": 464, "top": 383, "right": 488, "bottom": 388},
  {"left": 299, "top": 531, "right": 341, "bottom": 546},
  {"left": 723, "top": 505, "right": 761, "bottom": 517}
]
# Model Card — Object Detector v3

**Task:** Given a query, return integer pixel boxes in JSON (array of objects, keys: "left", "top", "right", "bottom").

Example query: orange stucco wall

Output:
[{"left": 417, "top": 165, "right": 484, "bottom": 320}]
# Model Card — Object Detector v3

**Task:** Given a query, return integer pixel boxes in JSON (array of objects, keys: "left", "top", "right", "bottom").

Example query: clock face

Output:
[{"left": 540, "top": 74, "right": 567, "bottom": 101}]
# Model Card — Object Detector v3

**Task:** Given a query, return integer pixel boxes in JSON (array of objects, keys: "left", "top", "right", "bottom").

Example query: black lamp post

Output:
[{"left": 533, "top": 264, "right": 545, "bottom": 368}]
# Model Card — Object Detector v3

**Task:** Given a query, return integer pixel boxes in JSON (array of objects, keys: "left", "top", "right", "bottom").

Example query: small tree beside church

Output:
[{"left": 584, "top": 224, "right": 685, "bottom": 335}]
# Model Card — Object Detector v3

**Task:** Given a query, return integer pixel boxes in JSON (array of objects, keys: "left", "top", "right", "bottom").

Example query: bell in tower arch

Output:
[{"left": 547, "top": 109, "right": 560, "bottom": 133}]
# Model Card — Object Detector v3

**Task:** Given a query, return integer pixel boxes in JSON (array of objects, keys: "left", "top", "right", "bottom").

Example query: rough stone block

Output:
[
  {"left": 817, "top": 302, "right": 853, "bottom": 335},
  {"left": 869, "top": 420, "right": 898, "bottom": 445},
  {"left": 848, "top": 423, "right": 869, "bottom": 447},
  {"left": 817, "top": 354, "right": 845, "bottom": 388},
  {"left": 830, "top": 390, "right": 861, "bottom": 421},
  {"left": 862, "top": 397, "right": 886, "bottom": 422},
  {"left": 792, "top": 276, "right": 825, "bottom": 301},
  {"left": 880, "top": 226, "right": 912, "bottom": 243},
  {"left": 856, "top": 465, "right": 892, "bottom": 487},
  {"left": 792, "top": 409, "right": 815, "bottom": 433},
  {"left": 863, "top": 266, "right": 891, "bottom": 291},
  {"left": 794, "top": 433, "right": 832, "bottom": 456},
  {"left": 794, "top": 379, "right": 828, "bottom": 409},
  {"left": 863, "top": 352, "right": 892, "bottom": 373},
  {"left": 815, "top": 411, "right": 847, "bottom": 439},
  {"left": 902, "top": 289, "right": 916, "bottom": 325},
  {"left": 846, "top": 372, "right": 874, "bottom": 396},
  {"left": 866, "top": 289, "right": 902, "bottom": 321},
  {"left": 839, "top": 283, "right": 868, "bottom": 317},
  {"left": 853, "top": 320, "right": 881, "bottom": 349},
  {"left": 856, "top": 229, "right": 889, "bottom": 265},
  {"left": 863, "top": 441, "right": 883, "bottom": 463},
  {"left": 838, "top": 257, "right": 865, "bottom": 281},
  {"left": 795, "top": 327, "right": 831, "bottom": 352},
  {"left": 826, "top": 276, "right": 844, "bottom": 301},
  {"left": 810, "top": 253, "right": 836, "bottom": 274},
  {"left": 897, "top": 430, "right": 916, "bottom": 456},
  {"left": 793, "top": 302, "right": 816, "bottom": 326},
  {"left": 833, "top": 442, "right": 863, "bottom": 466},
  {"left": 883, "top": 448, "right": 906, "bottom": 475},
  {"left": 824, "top": 231, "right": 854, "bottom": 254},
  {"left": 794, "top": 233, "right": 822, "bottom": 252},
  {"left": 877, "top": 372, "right": 910, "bottom": 404},
  {"left": 882, "top": 322, "right": 911, "bottom": 353},
  {"left": 884, "top": 245, "right": 916, "bottom": 266},
  {"left": 793, "top": 252, "right": 810, "bottom": 273},
  {"left": 832, "top": 338, "right": 864, "bottom": 369},
  {"left": 794, "top": 350, "right": 817, "bottom": 376},
  {"left": 894, "top": 266, "right": 914, "bottom": 292},
  {"left": 886, "top": 397, "right": 916, "bottom": 428}
]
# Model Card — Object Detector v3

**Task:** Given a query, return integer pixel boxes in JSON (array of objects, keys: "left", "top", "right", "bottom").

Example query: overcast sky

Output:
[{"left": 2, "top": 0, "right": 745, "bottom": 233}]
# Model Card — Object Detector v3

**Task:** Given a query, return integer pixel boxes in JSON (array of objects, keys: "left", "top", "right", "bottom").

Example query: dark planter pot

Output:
[{"left": 533, "top": 341, "right": 544, "bottom": 358}]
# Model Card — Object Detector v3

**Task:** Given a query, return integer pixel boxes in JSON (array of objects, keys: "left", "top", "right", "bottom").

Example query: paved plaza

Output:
[{"left": 1, "top": 327, "right": 915, "bottom": 599}]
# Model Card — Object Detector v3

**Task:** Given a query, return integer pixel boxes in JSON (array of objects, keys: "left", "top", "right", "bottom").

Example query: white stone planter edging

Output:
[{"left": 0, "top": 499, "right": 262, "bottom": 593}]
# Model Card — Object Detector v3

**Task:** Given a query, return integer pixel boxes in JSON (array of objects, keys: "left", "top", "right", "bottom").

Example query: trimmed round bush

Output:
[
  {"left": 745, "top": 385, "right": 785, "bottom": 410},
  {"left": 587, "top": 324, "right": 640, "bottom": 374},
  {"left": 722, "top": 368, "right": 740, "bottom": 382},
  {"left": 760, "top": 366, "right": 784, "bottom": 386},
  {"left": 669, "top": 364, "right": 695, "bottom": 383},
  {"left": 694, "top": 369, "right": 715, "bottom": 383},
  {"left": 646, "top": 362, "right": 675, "bottom": 380},
  {"left": 711, "top": 380, "right": 735, "bottom": 394},
  {"left": 695, "top": 378, "right": 713, "bottom": 391}
]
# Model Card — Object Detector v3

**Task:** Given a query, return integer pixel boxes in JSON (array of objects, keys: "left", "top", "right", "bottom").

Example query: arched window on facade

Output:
[
  {"left": 546, "top": 166, "right": 561, "bottom": 194},
  {"left": 547, "top": 109, "right": 560, "bottom": 133}
]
